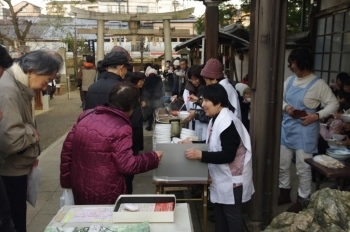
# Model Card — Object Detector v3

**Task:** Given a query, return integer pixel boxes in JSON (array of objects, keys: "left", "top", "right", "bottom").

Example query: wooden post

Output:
[
  {"left": 247, "top": 0, "right": 287, "bottom": 230},
  {"left": 35, "top": 91, "right": 43, "bottom": 110},
  {"left": 204, "top": 1, "right": 220, "bottom": 61}
]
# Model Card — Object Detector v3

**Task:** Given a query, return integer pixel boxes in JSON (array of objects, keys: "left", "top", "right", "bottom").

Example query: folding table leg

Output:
[{"left": 203, "top": 184, "right": 208, "bottom": 232}]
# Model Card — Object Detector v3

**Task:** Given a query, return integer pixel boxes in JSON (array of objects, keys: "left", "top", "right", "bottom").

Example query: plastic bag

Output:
[
  {"left": 27, "top": 166, "right": 42, "bottom": 207},
  {"left": 60, "top": 189, "right": 75, "bottom": 207}
]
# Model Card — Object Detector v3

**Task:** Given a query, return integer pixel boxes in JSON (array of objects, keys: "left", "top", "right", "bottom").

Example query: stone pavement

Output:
[{"left": 26, "top": 89, "right": 327, "bottom": 231}]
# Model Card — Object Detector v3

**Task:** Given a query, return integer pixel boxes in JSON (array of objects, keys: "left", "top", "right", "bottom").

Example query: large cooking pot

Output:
[{"left": 155, "top": 109, "right": 182, "bottom": 137}]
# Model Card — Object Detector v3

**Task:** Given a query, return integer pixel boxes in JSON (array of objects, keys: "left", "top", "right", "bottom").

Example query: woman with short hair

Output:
[
  {"left": 183, "top": 64, "right": 207, "bottom": 140},
  {"left": 0, "top": 50, "right": 63, "bottom": 232},
  {"left": 183, "top": 84, "right": 254, "bottom": 232},
  {"left": 279, "top": 48, "right": 339, "bottom": 212},
  {"left": 60, "top": 82, "right": 163, "bottom": 204}
]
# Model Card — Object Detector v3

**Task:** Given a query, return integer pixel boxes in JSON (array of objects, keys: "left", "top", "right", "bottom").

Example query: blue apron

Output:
[{"left": 281, "top": 76, "right": 320, "bottom": 153}]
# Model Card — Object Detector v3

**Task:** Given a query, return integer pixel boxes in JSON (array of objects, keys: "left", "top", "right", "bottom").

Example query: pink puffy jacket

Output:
[{"left": 60, "top": 106, "right": 159, "bottom": 204}]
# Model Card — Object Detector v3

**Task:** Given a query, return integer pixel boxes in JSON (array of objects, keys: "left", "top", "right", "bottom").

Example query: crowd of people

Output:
[{"left": 1, "top": 44, "right": 349, "bottom": 232}]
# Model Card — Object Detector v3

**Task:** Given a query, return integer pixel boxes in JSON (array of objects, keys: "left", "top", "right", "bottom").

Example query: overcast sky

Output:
[{"left": 9, "top": 0, "right": 242, "bottom": 17}]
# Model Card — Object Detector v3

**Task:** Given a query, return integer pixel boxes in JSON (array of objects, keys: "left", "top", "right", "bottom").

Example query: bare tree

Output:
[{"left": 0, "top": 0, "right": 32, "bottom": 46}]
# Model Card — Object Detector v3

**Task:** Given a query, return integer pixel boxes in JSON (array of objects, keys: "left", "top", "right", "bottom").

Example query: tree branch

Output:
[
  {"left": 3, "top": 0, "right": 32, "bottom": 45},
  {"left": 21, "top": 20, "right": 33, "bottom": 42}
]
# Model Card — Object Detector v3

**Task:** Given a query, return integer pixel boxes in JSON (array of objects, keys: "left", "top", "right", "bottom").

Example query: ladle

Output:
[{"left": 178, "top": 102, "right": 186, "bottom": 112}]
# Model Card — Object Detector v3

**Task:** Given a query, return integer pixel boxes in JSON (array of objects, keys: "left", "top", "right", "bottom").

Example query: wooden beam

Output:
[{"left": 204, "top": 2, "right": 220, "bottom": 61}]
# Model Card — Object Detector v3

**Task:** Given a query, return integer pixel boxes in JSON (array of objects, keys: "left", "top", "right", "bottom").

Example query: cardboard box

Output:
[{"left": 113, "top": 194, "right": 176, "bottom": 223}]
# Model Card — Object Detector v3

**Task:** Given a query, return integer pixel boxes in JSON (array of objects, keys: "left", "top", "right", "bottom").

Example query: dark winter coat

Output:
[
  {"left": 60, "top": 106, "right": 159, "bottom": 204},
  {"left": 84, "top": 71, "right": 144, "bottom": 153},
  {"left": 142, "top": 74, "right": 164, "bottom": 110}
]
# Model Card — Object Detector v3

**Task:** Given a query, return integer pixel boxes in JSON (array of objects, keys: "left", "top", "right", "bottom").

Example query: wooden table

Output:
[
  {"left": 153, "top": 178, "right": 211, "bottom": 232},
  {"left": 305, "top": 158, "right": 350, "bottom": 190}
]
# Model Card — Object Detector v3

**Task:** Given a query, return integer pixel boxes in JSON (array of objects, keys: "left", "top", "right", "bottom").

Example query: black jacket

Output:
[
  {"left": 142, "top": 74, "right": 164, "bottom": 110},
  {"left": 84, "top": 71, "right": 144, "bottom": 153}
]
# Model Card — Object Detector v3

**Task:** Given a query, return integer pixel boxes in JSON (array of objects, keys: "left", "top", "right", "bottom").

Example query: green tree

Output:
[
  {"left": 195, "top": 3, "right": 240, "bottom": 35},
  {"left": 237, "top": 0, "right": 311, "bottom": 35},
  {"left": 286, "top": 0, "right": 311, "bottom": 34}
]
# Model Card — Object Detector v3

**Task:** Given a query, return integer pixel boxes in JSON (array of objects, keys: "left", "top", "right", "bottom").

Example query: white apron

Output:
[
  {"left": 206, "top": 108, "right": 254, "bottom": 204},
  {"left": 183, "top": 89, "right": 208, "bottom": 140},
  {"left": 219, "top": 78, "right": 242, "bottom": 120}
]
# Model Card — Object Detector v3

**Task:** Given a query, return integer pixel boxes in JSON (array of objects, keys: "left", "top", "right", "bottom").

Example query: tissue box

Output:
[{"left": 113, "top": 194, "right": 176, "bottom": 223}]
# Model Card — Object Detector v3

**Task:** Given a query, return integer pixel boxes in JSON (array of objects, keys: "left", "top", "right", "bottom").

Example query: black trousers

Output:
[
  {"left": 124, "top": 174, "right": 135, "bottom": 194},
  {"left": 0, "top": 177, "right": 15, "bottom": 232},
  {"left": 213, "top": 186, "right": 243, "bottom": 232},
  {"left": 2, "top": 175, "right": 28, "bottom": 232}
]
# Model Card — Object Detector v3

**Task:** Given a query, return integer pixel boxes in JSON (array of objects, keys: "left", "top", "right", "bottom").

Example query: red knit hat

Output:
[{"left": 200, "top": 58, "right": 224, "bottom": 79}]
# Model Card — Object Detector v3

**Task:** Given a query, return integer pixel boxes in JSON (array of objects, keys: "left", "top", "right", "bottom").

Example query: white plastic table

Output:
[{"left": 46, "top": 203, "right": 194, "bottom": 232}]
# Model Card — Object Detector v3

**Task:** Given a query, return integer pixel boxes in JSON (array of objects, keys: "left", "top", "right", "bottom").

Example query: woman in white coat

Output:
[{"left": 182, "top": 84, "right": 254, "bottom": 232}]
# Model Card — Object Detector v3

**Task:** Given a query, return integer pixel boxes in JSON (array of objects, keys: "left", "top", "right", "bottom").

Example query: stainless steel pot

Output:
[{"left": 155, "top": 109, "right": 182, "bottom": 137}]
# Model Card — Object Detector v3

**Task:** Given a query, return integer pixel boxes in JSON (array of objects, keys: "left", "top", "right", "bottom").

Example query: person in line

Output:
[
  {"left": 0, "top": 50, "right": 63, "bottom": 232},
  {"left": 172, "top": 59, "right": 181, "bottom": 95},
  {"left": 84, "top": 51, "right": 144, "bottom": 161},
  {"left": 181, "top": 84, "right": 254, "bottom": 232},
  {"left": 143, "top": 66, "right": 164, "bottom": 131},
  {"left": 177, "top": 58, "right": 189, "bottom": 95},
  {"left": 124, "top": 71, "right": 146, "bottom": 194},
  {"left": 78, "top": 55, "right": 97, "bottom": 108},
  {"left": 55, "top": 73, "right": 61, "bottom": 95},
  {"left": 0, "top": 45, "right": 16, "bottom": 232},
  {"left": 47, "top": 78, "right": 56, "bottom": 100},
  {"left": 60, "top": 82, "right": 163, "bottom": 204},
  {"left": 278, "top": 48, "right": 339, "bottom": 213},
  {"left": 165, "top": 64, "right": 175, "bottom": 94}
]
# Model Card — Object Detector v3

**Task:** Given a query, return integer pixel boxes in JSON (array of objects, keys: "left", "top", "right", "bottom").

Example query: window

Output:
[
  {"left": 108, "top": 5, "right": 125, "bottom": 13},
  {"left": 21, "top": 8, "right": 27, "bottom": 12},
  {"left": 179, "top": 38, "right": 188, "bottom": 42},
  {"left": 171, "top": 38, "right": 178, "bottom": 42},
  {"left": 314, "top": 10, "right": 350, "bottom": 84},
  {"left": 137, "top": 6, "right": 148, "bottom": 13}
]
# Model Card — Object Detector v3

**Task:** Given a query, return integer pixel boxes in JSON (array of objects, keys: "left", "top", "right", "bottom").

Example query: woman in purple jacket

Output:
[{"left": 60, "top": 82, "right": 163, "bottom": 204}]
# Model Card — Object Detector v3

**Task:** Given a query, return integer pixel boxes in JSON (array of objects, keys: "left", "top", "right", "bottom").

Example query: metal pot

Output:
[{"left": 155, "top": 109, "right": 181, "bottom": 137}]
